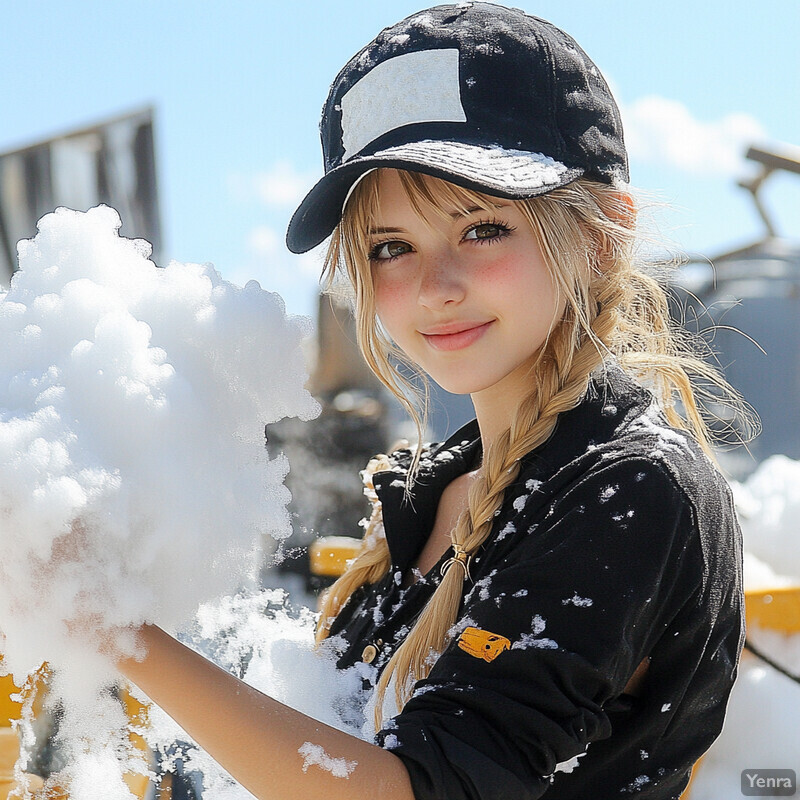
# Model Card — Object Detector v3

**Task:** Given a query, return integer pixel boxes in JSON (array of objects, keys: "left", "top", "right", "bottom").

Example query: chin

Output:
[{"left": 425, "top": 371, "right": 496, "bottom": 397}]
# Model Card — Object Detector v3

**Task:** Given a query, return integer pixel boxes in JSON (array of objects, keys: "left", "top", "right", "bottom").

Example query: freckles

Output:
[
  {"left": 374, "top": 279, "right": 409, "bottom": 312},
  {"left": 477, "top": 253, "right": 547, "bottom": 291},
  {"left": 477, "top": 255, "right": 517, "bottom": 283},
  {"left": 373, "top": 279, "right": 414, "bottom": 338}
]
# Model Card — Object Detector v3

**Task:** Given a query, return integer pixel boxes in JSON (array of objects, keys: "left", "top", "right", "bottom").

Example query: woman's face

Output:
[{"left": 367, "top": 170, "right": 565, "bottom": 405}]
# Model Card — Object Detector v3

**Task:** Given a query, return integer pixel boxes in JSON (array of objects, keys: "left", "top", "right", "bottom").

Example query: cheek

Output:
[
  {"left": 373, "top": 276, "right": 406, "bottom": 306},
  {"left": 479, "top": 253, "right": 557, "bottom": 305},
  {"left": 474, "top": 253, "right": 520, "bottom": 284},
  {"left": 373, "top": 276, "right": 413, "bottom": 338}
]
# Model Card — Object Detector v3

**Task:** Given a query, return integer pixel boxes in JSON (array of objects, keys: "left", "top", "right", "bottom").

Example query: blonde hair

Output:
[{"left": 316, "top": 169, "right": 751, "bottom": 728}]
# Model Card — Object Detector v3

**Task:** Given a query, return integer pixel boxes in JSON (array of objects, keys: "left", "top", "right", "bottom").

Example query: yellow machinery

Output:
[
  {"left": 0, "top": 664, "right": 155, "bottom": 799},
  {"left": 0, "top": 670, "right": 45, "bottom": 797},
  {"left": 745, "top": 586, "right": 800, "bottom": 633},
  {"left": 308, "top": 536, "right": 363, "bottom": 579}
]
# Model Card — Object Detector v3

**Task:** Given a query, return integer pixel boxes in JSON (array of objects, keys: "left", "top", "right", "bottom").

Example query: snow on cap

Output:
[{"left": 286, "top": 2, "right": 629, "bottom": 253}]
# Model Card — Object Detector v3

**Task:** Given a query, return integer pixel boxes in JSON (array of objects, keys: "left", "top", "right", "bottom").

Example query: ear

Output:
[
  {"left": 605, "top": 190, "right": 636, "bottom": 229},
  {"left": 592, "top": 190, "right": 636, "bottom": 273}
]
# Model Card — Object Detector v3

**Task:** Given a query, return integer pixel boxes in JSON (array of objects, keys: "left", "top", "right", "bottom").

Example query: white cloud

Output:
[
  {"left": 621, "top": 95, "right": 767, "bottom": 176},
  {"left": 247, "top": 224, "right": 322, "bottom": 279},
  {"left": 248, "top": 224, "right": 281, "bottom": 256},
  {"left": 228, "top": 161, "right": 318, "bottom": 208},
  {"left": 215, "top": 224, "right": 326, "bottom": 319},
  {"left": 252, "top": 161, "right": 317, "bottom": 208}
]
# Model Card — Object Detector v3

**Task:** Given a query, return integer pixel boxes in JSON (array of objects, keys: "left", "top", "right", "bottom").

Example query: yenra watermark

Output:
[{"left": 741, "top": 769, "right": 796, "bottom": 796}]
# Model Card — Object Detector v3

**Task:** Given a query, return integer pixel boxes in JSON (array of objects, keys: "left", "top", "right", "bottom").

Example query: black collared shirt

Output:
[{"left": 328, "top": 367, "right": 744, "bottom": 799}]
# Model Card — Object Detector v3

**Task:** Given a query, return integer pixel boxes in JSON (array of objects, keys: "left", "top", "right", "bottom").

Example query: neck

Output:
[
  {"left": 470, "top": 385, "right": 531, "bottom": 455},
  {"left": 471, "top": 396, "right": 511, "bottom": 454},
  {"left": 470, "top": 365, "right": 537, "bottom": 453}
]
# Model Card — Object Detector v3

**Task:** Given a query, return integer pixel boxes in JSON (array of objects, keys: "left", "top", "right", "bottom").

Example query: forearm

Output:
[{"left": 119, "top": 624, "right": 414, "bottom": 800}]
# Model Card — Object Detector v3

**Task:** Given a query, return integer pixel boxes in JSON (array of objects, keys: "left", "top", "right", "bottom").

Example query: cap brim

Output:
[{"left": 285, "top": 140, "right": 584, "bottom": 254}]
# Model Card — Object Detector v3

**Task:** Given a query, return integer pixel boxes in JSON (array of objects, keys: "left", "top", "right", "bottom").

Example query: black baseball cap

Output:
[{"left": 286, "top": 2, "right": 628, "bottom": 254}]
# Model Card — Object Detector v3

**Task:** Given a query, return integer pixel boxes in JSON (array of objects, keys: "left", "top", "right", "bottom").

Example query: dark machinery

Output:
[{"left": 672, "top": 143, "right": 800, "bottom": 477}]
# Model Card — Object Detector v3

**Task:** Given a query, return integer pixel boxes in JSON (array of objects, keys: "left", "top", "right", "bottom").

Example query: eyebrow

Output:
[
  {"left": 368, "top": 226, "right": 406, "bottom": 236},
  {"left": 369, "top": 203, "right": 511, "bottom": 236},
  {"left": 450, "top": 204, "right": 508, "bottom": 219}
]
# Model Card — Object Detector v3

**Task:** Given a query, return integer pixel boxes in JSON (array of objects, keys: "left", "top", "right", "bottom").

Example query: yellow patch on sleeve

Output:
[{"left": 457, "top": 627, "right": 511, "bottom": 662}]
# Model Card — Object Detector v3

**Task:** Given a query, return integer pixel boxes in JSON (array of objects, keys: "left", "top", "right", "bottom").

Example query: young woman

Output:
[{"left": 120, "top": 4, "right": 745, "bottom": 799}]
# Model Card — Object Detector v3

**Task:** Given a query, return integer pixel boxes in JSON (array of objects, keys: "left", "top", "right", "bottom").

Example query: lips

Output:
[{"left": 420, "top": 320, "right": 493, "bottom": 351}]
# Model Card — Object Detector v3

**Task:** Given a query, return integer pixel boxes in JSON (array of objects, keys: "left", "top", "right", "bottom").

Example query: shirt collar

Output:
[
  {"left": 372, "top": 421, "right": 481, "bottom": 572},
  {"left": 371, "top": 364, "right": 651, "bottom": 572}
]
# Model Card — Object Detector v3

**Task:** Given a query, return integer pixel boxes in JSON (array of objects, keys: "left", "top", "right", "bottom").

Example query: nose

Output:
[{"left": 417, "top": 252, "right": 465, "bottom": 310}]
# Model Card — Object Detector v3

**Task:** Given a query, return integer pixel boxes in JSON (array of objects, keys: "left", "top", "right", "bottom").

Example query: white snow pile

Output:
[
  {"left": 736, "top": 455, "right": 800, "bottom": 587},
  {"left": 141, "top": 589, "right": 370, "bottom": 799},
  {"left": 691, "top": 455, "right": 800, "bottom": 799},
  {"left": 0, "top": 206, "right": 319, "bottom": 797},
  {"left": 692, "top": 642, "right": 800, "bottom": 798}
]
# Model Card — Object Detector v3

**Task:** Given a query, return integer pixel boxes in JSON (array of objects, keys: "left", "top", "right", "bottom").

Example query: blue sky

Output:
[{"left": 2, "top": 0, "right": 798, "bottom": 319}]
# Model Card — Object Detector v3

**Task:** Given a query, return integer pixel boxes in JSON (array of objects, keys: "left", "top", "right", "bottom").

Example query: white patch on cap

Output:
[
  {"left": 340, "top": 49, "right": 466, "bottom": 160},
  {"left": 372, "top": 140, "right": 570, "bottom": 190}
]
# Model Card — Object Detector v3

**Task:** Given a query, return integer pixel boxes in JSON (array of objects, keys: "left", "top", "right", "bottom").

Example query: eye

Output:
[
  {"left": 463, "top": 220, "right": 514, "bottom": 243},
  {"left": 368, "top": 240, "right": 413, "bottom": 261}
]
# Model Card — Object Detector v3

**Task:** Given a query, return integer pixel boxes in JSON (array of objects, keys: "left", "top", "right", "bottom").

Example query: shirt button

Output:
[{"left": 362, "top": 644, "right": 378, "bottom": 663}]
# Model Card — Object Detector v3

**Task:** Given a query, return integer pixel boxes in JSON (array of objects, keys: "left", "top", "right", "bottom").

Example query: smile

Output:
[{"left": 420, "top": 321, "right": 494, "bottom": 351}]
